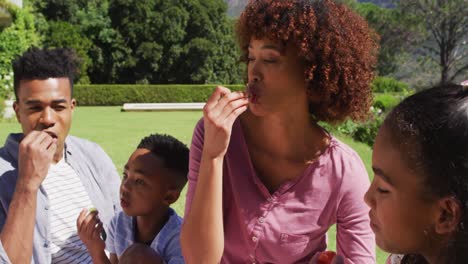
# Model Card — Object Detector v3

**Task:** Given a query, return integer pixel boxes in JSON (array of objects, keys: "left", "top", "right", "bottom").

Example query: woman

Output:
[{"left": 181, "top": 0, "right": 378, "bottom": 263}]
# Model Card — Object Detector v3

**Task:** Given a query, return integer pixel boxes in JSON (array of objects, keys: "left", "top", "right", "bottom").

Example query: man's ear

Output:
[
  {"left": 13, "top": 101, "right": 20, "bottom": 123},
  {"left": 71, "top": 98, "right": 77, "bottom": 111},
  {"left": 434, "top": 196, "right": 461, "bottom": 235},
  {"left": 163, "top": 189, "right": 181, "bottom": 206}
]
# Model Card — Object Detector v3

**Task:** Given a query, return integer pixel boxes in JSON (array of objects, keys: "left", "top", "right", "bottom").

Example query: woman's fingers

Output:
[
  {"left": 217, "top": 92, "right": 247, "bottom": 112},
  {"left": 206, "top": 91, "right": 247, "bottom": 120},
  {"left": 223, "top": 101, "right": 249, "bottom": 127},
  {"left": 204, "top": 86, "right": 232, "bottom": 111}
]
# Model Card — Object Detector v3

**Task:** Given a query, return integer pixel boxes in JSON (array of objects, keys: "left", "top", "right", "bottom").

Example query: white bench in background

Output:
[{"left": 121, "top": 102, "right": 205, "bottom": 112}]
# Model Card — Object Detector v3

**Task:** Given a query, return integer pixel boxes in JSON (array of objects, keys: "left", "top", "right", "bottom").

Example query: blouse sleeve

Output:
[
  {"left": 183, "top": 119, "right": 205, "bottom": 217},
  {"left": 335, "top": 150, "right": 376, "bottom": 264}
]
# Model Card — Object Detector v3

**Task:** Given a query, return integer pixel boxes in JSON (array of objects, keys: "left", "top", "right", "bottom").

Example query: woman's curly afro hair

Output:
[{"left": 236, "top": 0, "right": 379, "bottom": 122}]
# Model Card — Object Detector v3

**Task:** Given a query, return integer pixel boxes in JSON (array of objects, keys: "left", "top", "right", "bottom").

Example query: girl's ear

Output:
[{"left": 434, "top": 196, "right": 461, "bottom": 235}]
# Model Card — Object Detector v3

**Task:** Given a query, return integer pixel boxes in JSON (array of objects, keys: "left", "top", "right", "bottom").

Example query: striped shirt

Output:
[
  {"left": 106, "top": 208, "right": 185, "bottom": 264},
  {"left": 43, "top": 158, "right": 94, "bottom": 263}
]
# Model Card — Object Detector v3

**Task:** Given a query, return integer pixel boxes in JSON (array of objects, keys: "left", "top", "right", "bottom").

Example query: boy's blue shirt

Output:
[{"left": 106, "top": 207, "right": 185, "bottom": 264}]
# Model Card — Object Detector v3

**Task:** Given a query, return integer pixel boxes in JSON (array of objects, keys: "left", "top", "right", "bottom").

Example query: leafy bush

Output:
[
  {"left": 322, "top": 106, "right": 387, "bottom": 147},
  {"left": 352, "top": 116, "right": 384, "bottom": 147},
  {"left": 0, "top": 97, "right": 4, "bottom": 117},
  {"left": 0, "top": 71, "right": 13, "bottom": 101},
  {"left": 373, "top": 93, "right": 401, "bottom": 112},
  {"left": 74, "top": 84, "right": 245, "bottom": 106},
  {"left": 371, "top": 76, "right": 409, "bottom": 93},
  {"left": 0, "top": 0, "right": 40, "bottom": 99}
]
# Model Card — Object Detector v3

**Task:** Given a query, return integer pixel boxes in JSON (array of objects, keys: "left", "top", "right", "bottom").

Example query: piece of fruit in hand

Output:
[
  {"left": 88, "top": 207, "right": 107, "bottom": 241},
  {"left": 317, "top": 251, "right": 337, "bottom": 264}
]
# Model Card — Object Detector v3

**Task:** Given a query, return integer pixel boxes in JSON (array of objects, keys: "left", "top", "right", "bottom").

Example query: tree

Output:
[
  {"left": 26, "top": 0, "right": 88, "bottom": 22},
  {"left": 43, "top": 21, "right": 93, "bottom": 83},
  {"left": 109, "top": 0, "right": 243, "bottom": 84},
  {"left": 356, "top": 3, "right": 415, "bottom": 76},
  {"left": 29, "top": 0, "right": 244, "bottom": 84},
  {"left": 73, "top": 0, "right": 131, "bottom": 84},
  {"left": 0, "top": 0, "right": 40, "bottom": 99},
  {"left": 398, "top": 0, "right": 467, "bottom": 84},
  {"left": 28, "top": 0, "right": 132, "bottom": 83}
]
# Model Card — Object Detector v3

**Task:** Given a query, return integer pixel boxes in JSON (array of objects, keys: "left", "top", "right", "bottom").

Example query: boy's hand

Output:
[{"left": 77, "top": 209, "right": 105, "bottom": 256}]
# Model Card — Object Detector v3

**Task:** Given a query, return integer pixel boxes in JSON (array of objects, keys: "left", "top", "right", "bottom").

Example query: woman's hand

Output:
[{"left": 202, "top": 86, "right": 249, "bottom": 159}]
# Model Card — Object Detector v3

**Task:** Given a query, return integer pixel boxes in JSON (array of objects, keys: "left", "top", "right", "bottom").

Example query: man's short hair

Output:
[
  {"left": 12, "top": 47, "right": 80, "bottom": 100},
  {"left": 137, "top": 134, "right": 189, "bottom": 191}
]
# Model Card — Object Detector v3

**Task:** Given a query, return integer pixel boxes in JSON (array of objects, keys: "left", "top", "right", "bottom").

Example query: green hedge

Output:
[
  {"left": 74, "top": 84, "right": 407, "bottom": 112},
  {"left": 74, "top": 84, "right": 246, "bottom": 106}
]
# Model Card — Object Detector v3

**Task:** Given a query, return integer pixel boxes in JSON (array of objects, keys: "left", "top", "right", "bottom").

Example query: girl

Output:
[
  {"left": 365, "top": 83, "right": 468, "bottom": 264},
  {"left": 181, "top": 0, "right": 379, "bottom": 263}
]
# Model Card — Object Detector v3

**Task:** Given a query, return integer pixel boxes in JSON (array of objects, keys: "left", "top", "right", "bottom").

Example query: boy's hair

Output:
[
  {"left": 12, "top": 47, "right": 80, "bottom": 100},
  {"left": 137, "top": 134, "right": 189, "bottom": 191},
  {"left": 383, "top": 83, "right": 468, "bottom": 264}
]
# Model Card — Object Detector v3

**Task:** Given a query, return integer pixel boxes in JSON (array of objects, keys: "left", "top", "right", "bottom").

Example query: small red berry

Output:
[{"left": 317, "top": 251, "right": 337, "bottom": 264}]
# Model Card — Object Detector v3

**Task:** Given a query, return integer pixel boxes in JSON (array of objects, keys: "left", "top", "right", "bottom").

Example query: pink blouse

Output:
[{"left": 185, "top": 119, "right": 375, "bottom": 264}]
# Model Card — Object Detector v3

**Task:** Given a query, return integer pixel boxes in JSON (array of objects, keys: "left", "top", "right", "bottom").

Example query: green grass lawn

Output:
[{"left": 0, "top": 106, "right": 387, "bottom": 263}]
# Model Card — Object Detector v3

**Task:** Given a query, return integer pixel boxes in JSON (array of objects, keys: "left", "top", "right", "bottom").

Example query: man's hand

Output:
[
  {"left": 17, "top": 131, "right": 57, "bottom": 191},
  {"left": 77, "top": 209, "right": 106, "bottom": 256},
  {"left": 0, "top": 132, "right": 57, "bottom": 263}
]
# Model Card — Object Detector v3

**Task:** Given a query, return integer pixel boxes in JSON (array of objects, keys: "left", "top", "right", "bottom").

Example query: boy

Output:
[{"left": 77, "top": 134, "right": 189, "bottom": 264}]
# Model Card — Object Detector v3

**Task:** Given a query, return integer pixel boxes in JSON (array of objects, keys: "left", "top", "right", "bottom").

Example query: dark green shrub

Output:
[
  {"left": 336, "top": 120, "right": 359, "bottom": 135},
  {"left": 322, "top": 107, "right": 386, "bottom": 147},
  {"left": 352, "top": 116, "right": 384, "bottom": 147},
  {"left": 373, "top": 93, "right": 401, "bottom": 112},
  {"left": 74, "top": 84, "right": 245, "bottom": 106},
  {"left": 371, "top": 76, "right": 409, "bottom": 93},
  {"left": 373, "top": 100, "right": 386, "bottom": 112}
]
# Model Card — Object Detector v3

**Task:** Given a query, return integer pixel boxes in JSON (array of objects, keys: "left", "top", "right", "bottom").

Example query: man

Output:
[{"left": 0, "top": 47, "right": 121, "bottom": 263}]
